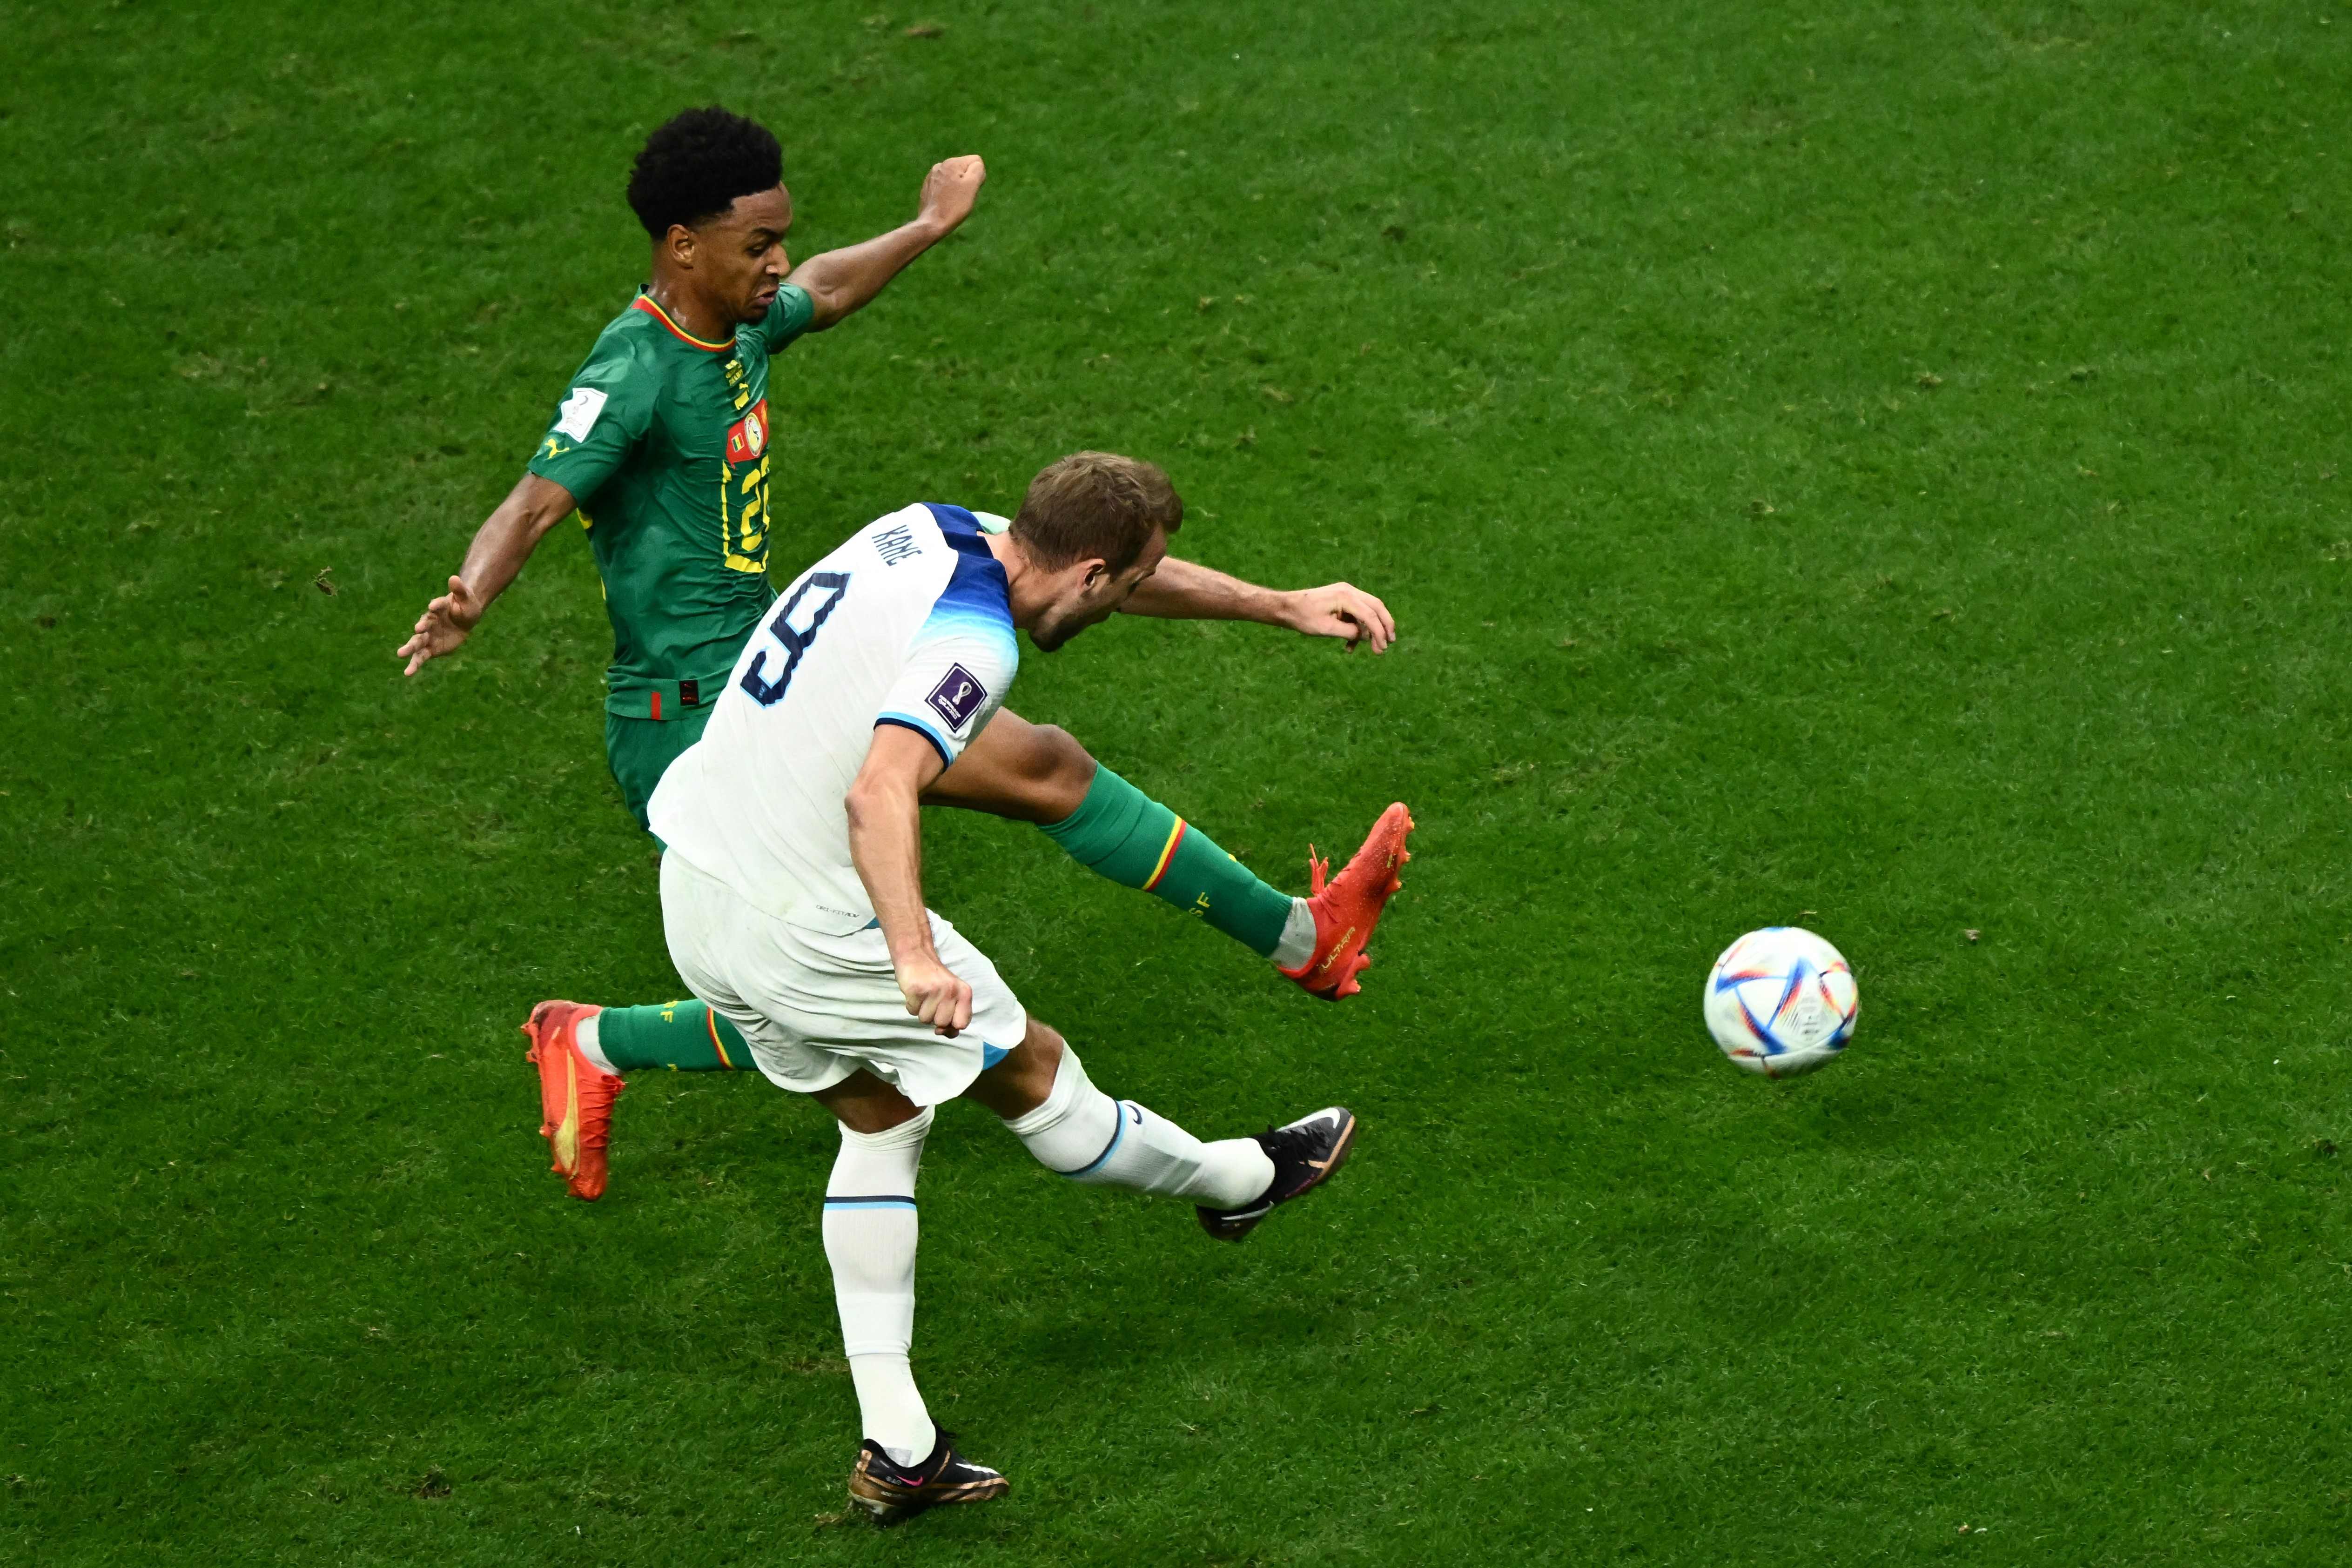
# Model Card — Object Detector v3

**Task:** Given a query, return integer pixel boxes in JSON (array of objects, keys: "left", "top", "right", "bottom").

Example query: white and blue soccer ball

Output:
[{"left": 1703, "top": 926, "right": 1858, "bottom": 1079}]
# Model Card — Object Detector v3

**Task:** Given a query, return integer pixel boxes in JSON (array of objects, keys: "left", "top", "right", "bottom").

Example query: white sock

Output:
[
  {"left": 847, "top": 1353, "right": 931, "bottom": 1467},
  {"left": 1271, "top": 897, "right": 1317, "bottom": 971},
  {"left": 573, "top": 1010, "right": 619, "bottom": 1075},
  {"left": 823, "top": 1109, "right": 936, "bottom": 1467},
  {"left": 1002, "top": 1047, "right": 1274, "bottom": 1209}
]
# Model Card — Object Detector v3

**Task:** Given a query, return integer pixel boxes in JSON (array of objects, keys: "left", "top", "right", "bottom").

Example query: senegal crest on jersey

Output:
[{"left": 726, "top": 399, "right": 770, "bottom": 463}]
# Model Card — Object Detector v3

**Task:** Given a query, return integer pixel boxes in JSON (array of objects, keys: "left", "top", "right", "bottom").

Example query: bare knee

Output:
[
  {"left": 1010, "top": 723, "right": 1095, "bottom": 822},
  {"left": 967, "top": 1017, "right": 1066, "bottom": 1120},
  {"left": 814, "top": 1069, "right": 925, "bottom": 1135},
  {"left": 923, "top": 713, "right": 1098, "bottom": 824}
]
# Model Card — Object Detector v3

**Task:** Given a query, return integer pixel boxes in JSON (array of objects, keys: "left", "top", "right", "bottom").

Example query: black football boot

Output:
[
  {"left": 847, "top": 1430, "right": 1008, "bottom": 1523},
  {"left": 1196, "top": 1106, "right": 1358, "bottom": 1241}
]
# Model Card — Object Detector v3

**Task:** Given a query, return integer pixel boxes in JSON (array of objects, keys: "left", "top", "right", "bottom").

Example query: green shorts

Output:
[{"left": 606, "top": 706, "right": 715, "bottom": 831}]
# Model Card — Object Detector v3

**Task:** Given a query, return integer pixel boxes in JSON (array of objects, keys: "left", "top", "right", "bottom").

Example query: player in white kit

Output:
[{"left": 648, "top": 453, "right": 1409, "bottom": 1521}]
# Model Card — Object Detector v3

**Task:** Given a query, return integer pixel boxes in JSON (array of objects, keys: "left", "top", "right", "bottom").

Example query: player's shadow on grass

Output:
[
  {"left": 1779, "top": 1069, "right": 2012, "bottom": 1154},
  {"left": 920, "top": 1160, "right": 1348, "bottom": 1376}
]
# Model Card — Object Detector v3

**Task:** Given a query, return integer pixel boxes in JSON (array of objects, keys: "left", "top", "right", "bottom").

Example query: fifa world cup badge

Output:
[{"left": 926, "top": 664, "right": 988, "bottom": 731}]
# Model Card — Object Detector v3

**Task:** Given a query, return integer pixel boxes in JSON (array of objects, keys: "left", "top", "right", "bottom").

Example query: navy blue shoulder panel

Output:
[
  {"left": 914, "top": 503, "right": 1015, "bottom": 641},
  {"left": 922, "top": 503, "right": 994, "bottom": 559}
]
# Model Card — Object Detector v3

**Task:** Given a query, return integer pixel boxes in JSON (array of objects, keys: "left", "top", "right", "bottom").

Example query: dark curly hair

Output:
[{"left": 626, "top": 107, "right": 783, "bottom": 238}]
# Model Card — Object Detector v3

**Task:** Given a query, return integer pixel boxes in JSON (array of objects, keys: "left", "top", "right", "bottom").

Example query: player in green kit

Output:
[
  {"left": 399, "top": 109, "right": 969, "bottom": 816},
  {"left": 398, "top": 109, "right": 1412, "bottom": 1199}
]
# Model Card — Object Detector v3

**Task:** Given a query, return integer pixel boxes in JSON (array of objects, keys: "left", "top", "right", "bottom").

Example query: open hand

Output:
[
  {"left": 397, "top": 575, "right": 484, "bottom": 675},
  {"left": 1282, "top": 582, "right": 1397, "bottom": 652},
  {"left": 894, "top": 952, "right": 974, "bottom": 1038},
  {"left": 917, "top": 155, "right": 987, "bottom": 236}
]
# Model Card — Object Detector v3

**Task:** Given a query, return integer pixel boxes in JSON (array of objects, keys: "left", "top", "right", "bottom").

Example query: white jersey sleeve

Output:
[{"left": 874, "top": 521, "right": 1018, "bottom": 766}]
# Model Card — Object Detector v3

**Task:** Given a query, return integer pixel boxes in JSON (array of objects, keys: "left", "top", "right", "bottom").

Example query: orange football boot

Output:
[
  {"left": 522, "top": 1000, "right": 624, "bottom": 1201},
  {"left": 1279, "top": 802, "right": 1415, "bottom": 1000}
]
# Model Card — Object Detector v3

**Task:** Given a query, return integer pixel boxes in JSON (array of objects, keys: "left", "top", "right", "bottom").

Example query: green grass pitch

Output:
[{"left": 5, "top": 0, "right": 2350, "bottom": 1560}]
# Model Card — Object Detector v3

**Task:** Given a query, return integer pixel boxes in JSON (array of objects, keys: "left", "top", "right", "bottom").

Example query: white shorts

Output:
[{"left": 659, "top": 851, "right": 1028, "bottom": 1106}]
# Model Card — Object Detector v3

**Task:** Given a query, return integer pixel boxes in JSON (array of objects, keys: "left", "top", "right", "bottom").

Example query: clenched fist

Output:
[{"left": 916, "top": 155, "right": 986, "bottom": 236}]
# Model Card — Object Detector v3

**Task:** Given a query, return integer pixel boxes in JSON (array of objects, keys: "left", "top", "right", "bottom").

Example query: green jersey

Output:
[{"left": 527, "top": 285, "right": 818, "bottom": 720}]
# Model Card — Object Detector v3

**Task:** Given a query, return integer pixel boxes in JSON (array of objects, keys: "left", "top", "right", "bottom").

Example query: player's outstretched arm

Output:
[
  {"left": 789, "top": 155, "right": 986, "bottom": 331},
  {"left": 396, "top": 473, "right": 579, "bottom": 675},
  {"left": 847, "top": 724, "right": 971, "bottom": 1037},
  {"left": 1119, "top": 557, "right": 1397, "bottom": 652}
]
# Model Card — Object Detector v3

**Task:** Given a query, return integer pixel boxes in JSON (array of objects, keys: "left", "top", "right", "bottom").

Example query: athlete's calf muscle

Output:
[{"left": 919, "top": 710, "right": 1095, "bottom": 824}]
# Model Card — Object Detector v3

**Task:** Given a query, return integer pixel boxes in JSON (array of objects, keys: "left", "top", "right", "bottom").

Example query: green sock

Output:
[
  {"left": 596, "top": 999, "right": 754, "bottom": 1072},
  {"left": 1037, "top": 765, "right": 1295, "bottom": 958}
]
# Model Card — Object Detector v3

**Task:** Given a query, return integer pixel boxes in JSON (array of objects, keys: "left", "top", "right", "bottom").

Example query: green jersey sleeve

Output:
[
  {"left": 745, "top": 282, "right": 817, "bottom": 356},
  {"left": 526, "top": 338, "right": 659, "bottom": 504}
]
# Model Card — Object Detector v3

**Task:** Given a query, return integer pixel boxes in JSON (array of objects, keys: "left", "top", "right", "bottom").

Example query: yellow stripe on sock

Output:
[
  {"left": 1142, "top": 818, "right": 1189, "bottom": 891},
  {"left": 707, "top": 1008, "right": 735, "bottom": 1070}
]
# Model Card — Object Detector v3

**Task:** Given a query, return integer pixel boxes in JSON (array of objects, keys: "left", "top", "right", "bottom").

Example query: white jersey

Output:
[{"left": 650, "top": 503, "right": 1020, "bottom": 929}]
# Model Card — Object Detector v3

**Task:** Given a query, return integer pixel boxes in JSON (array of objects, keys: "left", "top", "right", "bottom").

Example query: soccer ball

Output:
[{"left": 1703, "top": 927, "right": 1858, "bottom": 1078}]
